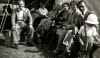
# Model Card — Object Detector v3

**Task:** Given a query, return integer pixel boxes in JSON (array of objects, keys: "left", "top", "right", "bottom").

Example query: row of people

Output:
[
  {"left": 33, "top": 1, "right": 100, "bottom": 58},
  {"left": 11, "top": 0, "right": 100, "bottom": 58}
]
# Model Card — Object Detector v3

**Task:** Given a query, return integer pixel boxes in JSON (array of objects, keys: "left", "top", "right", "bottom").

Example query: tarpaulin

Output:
[
  {"left": 55, "top": 0, "right": 72, "bottom": 5},
  {"left": 84, "top": 0, "right": 100, "bottom": 21}
]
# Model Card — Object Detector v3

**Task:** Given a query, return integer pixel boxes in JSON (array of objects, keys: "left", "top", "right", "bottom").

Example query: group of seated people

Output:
[{"left": 11, "top": 0, "right": 100, "bottom": 58}]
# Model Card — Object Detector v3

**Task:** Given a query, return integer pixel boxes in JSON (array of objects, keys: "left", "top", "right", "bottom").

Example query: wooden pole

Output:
[{"left": 12, "top": 0, "right": 14, "bottom": 13}]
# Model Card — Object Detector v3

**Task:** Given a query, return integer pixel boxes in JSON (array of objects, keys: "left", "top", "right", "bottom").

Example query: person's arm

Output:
[
  {"left": 78, "top": 26, "right": 84, "bottom": 46},
  {"left": 78, "top": 34, "right": 84, "bottom": 46},
  {"left": 92, "top": 25, "right": 100, "bottom": 43},
  {"left": 74, "top": 13, "right": 79, "bottom": 26},
  {"left": 36, "top": 8, "right": 40, "bottom": 13},
  {"left": 27, "top": 9, "right": 33, "bottom": 29},
  {"left": 46, "top": 8, "right": 48, "bottom": 14},
  {"left": 45, "top": 8, "right": 48, "bottom": 17},
  {"left": 93, "top": 36, "right": 100, "bottom": 43},
  {"left": 30, "top": 8, "right": 35, "bottom": 12},
  {"left": 27, "top": 9, "right": 33, "bottom": 25}
]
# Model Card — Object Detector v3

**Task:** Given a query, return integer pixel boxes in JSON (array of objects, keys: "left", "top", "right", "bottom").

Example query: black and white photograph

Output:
[{"left": 0, "top": 0, "right": 100, "bottom": 58}]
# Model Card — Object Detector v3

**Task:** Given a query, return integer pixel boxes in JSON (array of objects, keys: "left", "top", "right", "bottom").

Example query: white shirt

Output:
[
  {"left": 78, "top": 24, "right": 97, "bottom": 36},
  {"left": 17, "top": 8, "right": 26, "bottom": 20},
  {"left": 37, "top": 8, "right": 48, "bottom": 16},
  {"left": 18, "top": 10, "right": 23, "bottom": 20}
]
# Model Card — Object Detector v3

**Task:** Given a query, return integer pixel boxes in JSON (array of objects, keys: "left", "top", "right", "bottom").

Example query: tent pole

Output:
[{"left": 12, "top": 0, "right": 14, "bottom": 13}]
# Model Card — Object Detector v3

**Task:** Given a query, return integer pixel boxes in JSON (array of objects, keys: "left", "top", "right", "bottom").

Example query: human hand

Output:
[{"left": 52, "top": 20, "right": 55, "bottom": 26}]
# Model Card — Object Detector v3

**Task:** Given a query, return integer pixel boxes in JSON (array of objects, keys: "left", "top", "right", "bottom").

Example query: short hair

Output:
[
  {"left": 77, "top": 0, "right": 84, "bottom": 8},
  {"left": 62, "top": 2, "right": 70, "bottom": 9},
  {"left": 40, "top": 3, "right": 44, "bottom": 5},
  {"left": 70, "top": 1, "right": 76, "bottom": 6}
]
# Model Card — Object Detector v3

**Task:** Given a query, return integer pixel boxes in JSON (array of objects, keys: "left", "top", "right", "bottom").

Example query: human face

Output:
[
  {"left": 78, "top": 2, "right": 85, "bottom": 13},
  {"left": 63, "top": 4, "right": 69, "bottom": 10},
  {"left": 71, "top": 3, "right": 76, "bottom": 11},
  {"left": 86, "top": 23, "right": 94, "bottom": 27},
  {"left": 40, "top": 3, "right": 44, "bottom": 8},
  {"left": 18, "top": 1, "right": 25, "bottom": 10}
]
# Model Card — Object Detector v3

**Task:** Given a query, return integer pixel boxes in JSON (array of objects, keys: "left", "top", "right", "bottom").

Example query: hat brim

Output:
[{"left": 85, "top": 21, "right": 99, "bottom": 24}]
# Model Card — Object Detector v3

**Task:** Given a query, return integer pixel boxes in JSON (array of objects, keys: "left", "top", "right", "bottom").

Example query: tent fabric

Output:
[
  {"left": 55, "top": 0, "right": 72, "bottom": 5},
  {"left": 84, "top": 0, "right": 100, "bottom": 21},
  {"left": 0, "top": 3, "right": 18, "bottom": 15},
  {"left": 55, "top": 0, "right": 100, "bottom": 21}
]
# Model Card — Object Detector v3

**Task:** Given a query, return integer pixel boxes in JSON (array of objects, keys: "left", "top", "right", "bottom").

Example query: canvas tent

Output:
[
  {"left": 84, "top": 0, "right": 100, "bottom": 21},
  {"left": 55, "top": 0, "right": 71, "bottom": 5}
]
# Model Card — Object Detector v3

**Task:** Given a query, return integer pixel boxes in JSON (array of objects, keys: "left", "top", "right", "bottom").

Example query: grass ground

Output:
[{"left": 0, "top": 43, "right": 59, "bottom": 58}]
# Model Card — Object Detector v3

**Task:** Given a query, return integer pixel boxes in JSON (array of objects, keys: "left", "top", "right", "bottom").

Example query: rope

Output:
[
  {"left": 1, "top": 14, "right": 8, "bottom": 34},
  {"left": 43, "top": 0, "right": 49, "bottom": 8},
  {"left": 0, "top": 12, "right": 6, "bottom": 29},
  {"left": 25, "top": 1, "right": 36, "bottom": 7}
]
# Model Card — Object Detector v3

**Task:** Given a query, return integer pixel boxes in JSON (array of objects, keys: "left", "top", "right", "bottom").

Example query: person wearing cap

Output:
[
  {"left": 78, "top": 11, "right": 100, "bottom": 58},
  {"left": 11, "top": 0, "right": 34, "bottom": 49}
]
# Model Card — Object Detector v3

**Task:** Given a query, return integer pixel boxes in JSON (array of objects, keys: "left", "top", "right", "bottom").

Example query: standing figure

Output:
[
  {"left": 11, "top": 0, "right": 34, "bottom": 49},
  {"left": 78, "top": 14, "right": 99, "bottom": 58},
  {"left": 77, "top": 1, "right": 100, "bottom": 58}
]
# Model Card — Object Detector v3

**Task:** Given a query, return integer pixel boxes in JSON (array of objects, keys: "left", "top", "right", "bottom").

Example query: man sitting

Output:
[{"left": 11, "top": 0, "right": 34, "bottom": 49}]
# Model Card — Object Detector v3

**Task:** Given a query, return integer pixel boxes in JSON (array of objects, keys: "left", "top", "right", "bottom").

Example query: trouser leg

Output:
[
  {"left": 12, "top": 28, "right": 21, "bottom": 44},
  {"left": 55, "top": 35, "right": 64, "bottom": 50},
  {"left": 63, "top": 30, "right": 73, "bottom": 51},
  {"left": 26, "top": 26, "right": 34, "bottom": 43},
  {"left": 55, "top": 29, "right": 67, "bottom": 51}
]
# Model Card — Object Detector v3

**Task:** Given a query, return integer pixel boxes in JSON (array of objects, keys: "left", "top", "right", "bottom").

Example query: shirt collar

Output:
[
  {"left": 80, "top": 9, "right": 87, "bottom": 17},
  {"left": 84, "top": 9, "right": 87, "bottom": 15}
]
